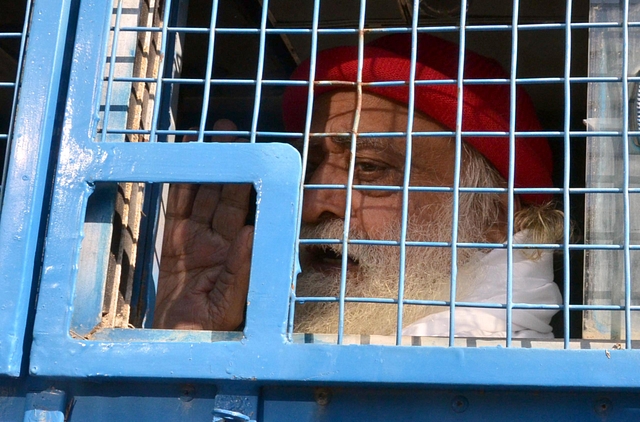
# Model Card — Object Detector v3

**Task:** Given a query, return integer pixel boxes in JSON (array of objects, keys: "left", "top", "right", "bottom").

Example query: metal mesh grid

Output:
[
  {"left": 286, "top": 1, "right": 576, "bottom": 347},
  {"left": 278, "top": 0, "right": 584, "bottom": 347},
  {"left": 0, "top": 0, "right": 31, "bottom": 209},
  {"left": 86, "top": 0, "right": 640, "bottom": 349}
]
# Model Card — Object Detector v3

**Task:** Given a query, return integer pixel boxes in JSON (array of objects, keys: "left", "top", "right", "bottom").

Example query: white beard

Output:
[{"left": 294, "top": 204, "right": 488, "bottom": 336}]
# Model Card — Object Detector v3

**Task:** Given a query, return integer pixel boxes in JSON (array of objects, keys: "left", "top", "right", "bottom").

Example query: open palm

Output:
[{"left": 153, "top": 120, "right": 253, "bottom": 331}]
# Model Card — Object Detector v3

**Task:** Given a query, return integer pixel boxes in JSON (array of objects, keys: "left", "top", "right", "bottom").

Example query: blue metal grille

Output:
[
  {"left": 9, "top": 1, "right": 640, "bottom": 419},
  {"left": 13, "top": 0, "right": 640, "bottom": 390},
  {"left": 286, "top": 1, "right": 584, "bottom": 347},
  {"left": 59, "top": 0, "right": 590, "bottom": 347}
]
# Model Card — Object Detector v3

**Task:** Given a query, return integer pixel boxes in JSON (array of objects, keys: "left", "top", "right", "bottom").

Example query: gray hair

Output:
[{"left": 460, "top": 143, "right": 566, "bottom": 254}]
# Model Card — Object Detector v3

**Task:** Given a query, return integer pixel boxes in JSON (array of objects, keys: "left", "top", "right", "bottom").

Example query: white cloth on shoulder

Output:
[{"left": 402, "top": 231, "right": 562, "bottom": 339}]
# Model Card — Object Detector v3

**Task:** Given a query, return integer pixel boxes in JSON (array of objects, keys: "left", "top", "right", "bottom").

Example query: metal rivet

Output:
[
  {"left": 314, "top": 388, "right": 332, "bottom": 406},
  {"left": 451, "top": 395, "right": 469, "bottom": 413},
  {"left": 180, "top": 385, "right": 195, "bottom": 402},
  {"left": 594, "top": 398, "right": 612, "bottom": 415}
]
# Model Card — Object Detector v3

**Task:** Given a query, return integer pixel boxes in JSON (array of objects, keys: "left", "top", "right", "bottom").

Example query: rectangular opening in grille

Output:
[{"left": 73, "top": 180, "right": 255, "bottom": 342}]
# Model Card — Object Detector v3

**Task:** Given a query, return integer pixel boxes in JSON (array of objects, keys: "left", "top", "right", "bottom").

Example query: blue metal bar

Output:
[
  {"left": 335, "top": 0, "right": 367, "bottom": 344},
  {"left": 98, "top": 127, "right": 631, "bottom": 138},
  {"left": 170, "top": 74, "right": 611, "bottom": 88},
  {"left": 99, "top": 0, "right": 125, "bottom": 143},
  {"left": 147, "top": 0, "right": 174, "bottom": 143},
  {"left": 0, "top": 0, "right": 32, "bottom": 205},
  {"left": 621, "top": 0, "right": 633, "bottom": 349},
  {"left": 449, "top": 0, "right": 469, "bottom": 346},
  {"left": 248, "top": 0, "right": 271, "bottom": 144},
  {"left": 288, "top": 0, "right": 322, "bottom": 340},
  {"left": 0, "top": 0, "right": 72, "bottom": 376},
  {"left": 395, "top": 0, "right": 420, "bottom": 345},
  {"left": 562, "top": 0, "right": 573, "bottom": 348},
  {"left": 99, "top": 128, "right": 630, "bottom": 138},
  {"left": 196, "top": 0, "right": 220, "bottom": 142},
  {"left": 294, "top": 294, "right": 640, "bottom": 312},
  {"left": 293, "top": 296, "right": 604, "bottom": 311},
  {"left": 112, "top": 20, "right": 632, "bottom": 35},
  {"left": 504, "top": 0, "right": 521, "bottom": 347},
  {"left": 299, "top": 237, "right": 594, "bottom": 250}
]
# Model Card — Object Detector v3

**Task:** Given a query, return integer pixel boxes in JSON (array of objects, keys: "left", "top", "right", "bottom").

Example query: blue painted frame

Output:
[
  {"left": 0, "top": 0, "right": 73, "bottom": 376},
  {"left": 22, "top": 0, "right": 640, "bottom": 391}
]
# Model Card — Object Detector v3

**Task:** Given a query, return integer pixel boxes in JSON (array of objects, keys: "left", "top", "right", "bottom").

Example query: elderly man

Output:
[{"left": 153, "top": 34, "right": 564, "bottom": 338}]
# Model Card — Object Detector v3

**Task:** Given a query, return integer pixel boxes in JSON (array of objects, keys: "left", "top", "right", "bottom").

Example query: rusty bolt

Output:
[{"left": 314, "top": 388, "right": 332, "bottom": 406}]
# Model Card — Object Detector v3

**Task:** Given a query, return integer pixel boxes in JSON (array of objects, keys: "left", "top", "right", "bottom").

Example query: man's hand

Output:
[{"left": 153, "top": 120, "right": 254, "bottom": 331}]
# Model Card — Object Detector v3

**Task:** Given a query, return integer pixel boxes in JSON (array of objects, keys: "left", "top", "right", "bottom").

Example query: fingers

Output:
[
  {"left": 209, "top": 118, "right": 251, "bottom": 238},
  {"left": 164, "top": 127, "right": 200, "bottom": 219},
  {"left": 212, "top": 183, "right": 252, "bottom": 241},
  {"left": 169, "top": 119, "right": 243, "bottom": 222},
  {"left": 212, "top": 119, "right": 239, "bottom": 142},
  {"left": 208, "top": 225, "right": 254, "bottom": 330},
  {"left": 183, "top": 118, "right": 237, "bottom": 143},
  {"left": 165, "top": 183, "right": 198, "bottom": 219},
  {"left": 224, "top": 225, "right": 254, "bottom": 282},
  {"left": 190, "top": 184, "right": 221, "bottom": 225}
]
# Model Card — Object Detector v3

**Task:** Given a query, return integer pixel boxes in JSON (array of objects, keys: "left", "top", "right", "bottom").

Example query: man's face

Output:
[
  {"left": 301, "top": 90, "right": 457, "bottom": 245},
  {"left": 295, "top": 90, "right": 490, "bottom": 335}
]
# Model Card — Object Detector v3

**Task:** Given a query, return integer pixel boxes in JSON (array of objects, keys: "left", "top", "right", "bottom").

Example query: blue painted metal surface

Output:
[
  {"left": 3, "top": 0, "right": 640, "bottom": 420},
  {"left": 23, "top": 390, "right": 67, "bottom": 422},
  {"left": 0, "top": 0, "right": 73, "bottom": 376},
  {"left": 30, "top": 142, "right": 302, "bottom": 378},
  {"left": 13, "top": 0, "right": 640, "bottom": 388},
  {"left": 70, "top": 183, "right": 117, "bottom": 336}
]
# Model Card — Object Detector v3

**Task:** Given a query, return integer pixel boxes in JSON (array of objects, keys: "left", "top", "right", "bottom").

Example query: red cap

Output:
[{"left": 282, "top": 33, "right": 553, "bottom": 204}]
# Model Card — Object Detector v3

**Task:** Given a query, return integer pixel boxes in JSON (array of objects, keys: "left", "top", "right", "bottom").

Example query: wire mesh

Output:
[
  {"left": 80, "top": 0, "right": 640, "bottom": 350},
  {"left": 287, "top": 0, "right": 584, "bottom": 347}
]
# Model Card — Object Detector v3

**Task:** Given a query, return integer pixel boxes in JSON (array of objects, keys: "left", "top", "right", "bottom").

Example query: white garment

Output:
[{"left": 402, "top": 231, "right": 562, "bottom": 339}]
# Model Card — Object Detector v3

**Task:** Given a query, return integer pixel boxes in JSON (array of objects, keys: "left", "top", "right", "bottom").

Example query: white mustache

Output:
[{"left": 299, "top": 220, "right": 384, "bottom": 266}]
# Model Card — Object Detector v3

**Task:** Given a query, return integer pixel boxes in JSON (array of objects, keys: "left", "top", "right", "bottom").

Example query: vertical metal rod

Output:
[
  {"left": 562, "top": 0, "right": 573, "bottom": 349},
  {"left": 287, "top": 0, "right": 322, "bottom": 340},
  {"left": 148, "top": 0, "right": 175, "bottom": 142},
  {"left": 100, "top": 0, "right": 125, "bottom": 143},
  {"left": 395, "top": 0, "right": 420, "bottom": 345},
  {"left": 249, "top": 0, "right": 272, "bottom": 144},
  {"left": 449, "top": 0, "right": 469, "bottom": 346},
  {"left": 505, "top": 0, "right": 522, "bottom": 348},
  {"left": 197, "top": 0, "right": 220, "bottom": 142},
  {"left": 621, "top": 0, "right": 632, "bottom": 349},
  {"left": 337, "top": 0, "right": 367, "bottom": 344}
]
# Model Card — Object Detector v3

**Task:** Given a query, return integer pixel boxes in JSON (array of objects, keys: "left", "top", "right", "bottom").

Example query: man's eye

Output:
[
  {"left": 355, "top": 161, "right": 387, "bottom": 182},
  {"left": 356, "top": 161, "right": 384, "bottom": 173}
]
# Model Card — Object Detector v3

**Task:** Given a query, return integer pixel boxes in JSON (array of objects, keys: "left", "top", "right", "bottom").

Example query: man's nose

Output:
[{"left": 301, "top": 162, "right": 348, "bottom": 223}]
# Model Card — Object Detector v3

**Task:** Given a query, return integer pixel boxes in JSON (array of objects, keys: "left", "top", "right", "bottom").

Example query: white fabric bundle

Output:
[{"left": 402, "top": 231, "right": 562, "bottom": 338}]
